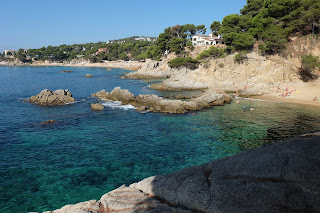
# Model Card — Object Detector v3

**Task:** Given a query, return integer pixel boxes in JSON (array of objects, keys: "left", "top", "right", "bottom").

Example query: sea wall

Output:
[{"left": 46, "top": 131, "right": 320, "bottom": 213}]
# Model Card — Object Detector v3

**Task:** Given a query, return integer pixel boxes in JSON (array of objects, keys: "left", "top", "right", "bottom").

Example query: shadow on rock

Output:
[{"left": 130, "top": 132, "right": 320, "bottom": 212}]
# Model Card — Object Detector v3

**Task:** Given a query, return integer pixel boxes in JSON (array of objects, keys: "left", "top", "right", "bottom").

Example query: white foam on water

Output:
[
  {"left": 132, "top": 81, "right": 143, "bottom": 84},
  {"left": 101, "top": 100, "right": 137, "bottom": 110}
]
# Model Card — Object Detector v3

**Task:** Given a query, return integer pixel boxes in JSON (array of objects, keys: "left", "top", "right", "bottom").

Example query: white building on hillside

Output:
[{"left": 192, "top": 33, "right": 224, "bottom": 46}]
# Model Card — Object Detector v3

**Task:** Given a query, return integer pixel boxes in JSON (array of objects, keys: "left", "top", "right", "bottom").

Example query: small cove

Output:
[{"left": 0, "top": 66, "right": 320, "bottom": 212}]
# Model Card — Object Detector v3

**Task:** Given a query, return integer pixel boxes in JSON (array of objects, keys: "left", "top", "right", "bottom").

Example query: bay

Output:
[{"left": 0, "top": 66, "right": 319, "bottom": 212}]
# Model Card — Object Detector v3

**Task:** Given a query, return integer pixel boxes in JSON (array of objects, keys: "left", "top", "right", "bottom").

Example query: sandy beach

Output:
[
  {"left": 254, "top": 84, "right": 320, "bottom": 107},
  {"left": 0, "top": 61, "right": 143, "bottom": 71}
]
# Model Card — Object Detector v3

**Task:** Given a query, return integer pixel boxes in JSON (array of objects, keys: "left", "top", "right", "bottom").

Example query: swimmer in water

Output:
[
  {"left": 250, "top": 107, "right": 254, "bottom": 111},
  {"left": 236, "top": 100, "right": 240, "bottom": 104}
]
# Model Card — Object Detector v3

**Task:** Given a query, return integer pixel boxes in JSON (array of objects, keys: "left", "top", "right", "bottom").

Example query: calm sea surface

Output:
[{"left": 0, "top": 66, "right": 320, "bottom": 212}]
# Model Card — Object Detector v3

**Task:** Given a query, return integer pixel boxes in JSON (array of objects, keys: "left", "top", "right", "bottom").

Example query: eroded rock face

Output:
[
  {"left": 28, "top": 89, "right": 75, "bottom": 105},
  {"left": 92, "top": 87, "right": 231, "bottom": 113},
  {"left": 125, "top": 52, "right": 301, "bottom": 94},
  {"left": 48, "top": 132, "right": 320, "bottom": 213}
]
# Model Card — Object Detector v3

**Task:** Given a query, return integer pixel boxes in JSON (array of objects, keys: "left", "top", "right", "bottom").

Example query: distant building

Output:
[
  {"left": 192, "top": 33, "right": 224, "bottom": 46},
  {"left": 95, "top": 48, "right": 109, "bottom": 55},
  {"left": 134, "top": 37, "right": 157, "bottom": 42},
  {"left": 4, "top": 50, "right": 17, "bottom": 57}
]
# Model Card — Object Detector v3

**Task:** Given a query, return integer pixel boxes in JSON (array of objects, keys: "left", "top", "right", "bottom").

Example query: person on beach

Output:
[{"left": 313, "top": 96, "right": 318, "bottom": 101}]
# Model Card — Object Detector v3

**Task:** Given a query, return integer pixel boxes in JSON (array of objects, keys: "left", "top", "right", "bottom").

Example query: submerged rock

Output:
[
  {"left": 84, "top": 74, "right": 94, "bottom": 78},
  {"left": 49, "top": 131, "right": 320, "bottom": 213},
  {"left": 28, "top": 89, "right": 75, "bottom": 105},
  {"left": 39, "top": 120, "right": 56, "bottom": 124},
  {"left": 59, "top": 70, "right": 73, "bottom": 73},
  {"left": 174, "top": 94, "right": 191, "bottom": 99},
  {"left": 91, "top": 103, "right": 104, "bottom": 111}
]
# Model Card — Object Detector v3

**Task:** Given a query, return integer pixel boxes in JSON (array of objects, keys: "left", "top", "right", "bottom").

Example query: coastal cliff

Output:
[
  {"left": 46, "top": 131, "right": 320, "bottom": 213},
  {"left": 125, "top": 52, "right": 301, "bottom": 95}
]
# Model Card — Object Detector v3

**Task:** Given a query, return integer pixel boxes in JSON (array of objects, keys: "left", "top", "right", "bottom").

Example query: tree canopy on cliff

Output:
[
  {"left": 148, "top": 24, "right": 207, "bottom": 59},
  {"left": 216, "top": 0, "right": 320, "bottom": 54}
]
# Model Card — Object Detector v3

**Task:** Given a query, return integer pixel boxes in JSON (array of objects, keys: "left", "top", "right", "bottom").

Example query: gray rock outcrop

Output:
[
  {"left": 47, "top": 131, "right": 320, "bottom": 213},
  {"left": 29, "top": 89, "right": 75, "bottom": 105}
]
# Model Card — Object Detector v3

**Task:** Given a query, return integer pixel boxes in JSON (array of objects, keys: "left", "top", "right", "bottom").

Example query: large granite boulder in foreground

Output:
[
  {"left": 29, "top": 89, "right": 75, "bottom": 105},
  {"left": 48, "top": 132, "right": 320, "bottom": 213}
]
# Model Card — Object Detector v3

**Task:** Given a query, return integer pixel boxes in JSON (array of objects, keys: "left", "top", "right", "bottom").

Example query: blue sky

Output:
[{"left": 1, "top": 0, "right": 246, "bottom": 53}]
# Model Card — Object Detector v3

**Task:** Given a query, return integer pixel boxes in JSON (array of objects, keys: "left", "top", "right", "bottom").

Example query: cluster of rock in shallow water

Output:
[
  {"left": 27, "top": 87, "right": 232, "bottom": 114},
  {"left": 92, "top": 87, "right": 232, "bottom": 113}
]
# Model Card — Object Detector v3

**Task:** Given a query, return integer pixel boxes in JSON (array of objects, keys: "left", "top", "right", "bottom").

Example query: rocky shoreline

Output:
[
  {"left": 44, "top": 131, "right": 320, "bottom": 213},
  {"left": 123, "top": 52, "right": 320, "bottom": 107}
]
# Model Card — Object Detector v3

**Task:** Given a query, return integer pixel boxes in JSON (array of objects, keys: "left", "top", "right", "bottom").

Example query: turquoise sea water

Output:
[{"left": 0, "top": 66, "right": 320, "bottom": 212}]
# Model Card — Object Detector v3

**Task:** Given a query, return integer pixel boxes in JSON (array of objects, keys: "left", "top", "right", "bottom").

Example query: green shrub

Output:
[
  {"left": 218, "top": 63, "right": 224, "bottom": 68},
  {"left": 234, "top": 51, "right": 248, "bottom": 64},
  {"left": 299, "top": 54, "right": 320, "bottom": 82},
  {"left": 302, "top": 54, "right": 320, "bottom": 71},
  {"left": 258, "top": 44, "right": 268, "bottom": 56},
  {"left": 168, "top": 57, "right": 200, "bottom": 69},
  {"left": 196, "top": 46, "right": 225, "bottom": 60}
]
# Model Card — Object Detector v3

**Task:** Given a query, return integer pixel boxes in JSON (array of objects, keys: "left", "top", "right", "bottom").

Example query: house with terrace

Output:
[{"left": 192, "top": 33, "right": 225, "bottom": 46}]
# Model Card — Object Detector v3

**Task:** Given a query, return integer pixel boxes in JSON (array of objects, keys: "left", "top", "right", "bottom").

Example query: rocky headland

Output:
[
  {"left": 45, "top": 131, "right": 320, "bottom": 213},
  {"left": 28, "top": 89, "right": 75, "bottom": 105},
  {"left": 92, "top": 87, "right": 232, "bottom": 113}
]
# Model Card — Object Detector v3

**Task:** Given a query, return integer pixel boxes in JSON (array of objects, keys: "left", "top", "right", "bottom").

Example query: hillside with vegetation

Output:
[
  {"left": 158, "top": 0, "right": 320, "bottom": 72},
  {"left": 0, "top": 36, "right": 157, "bottom": 63}
]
